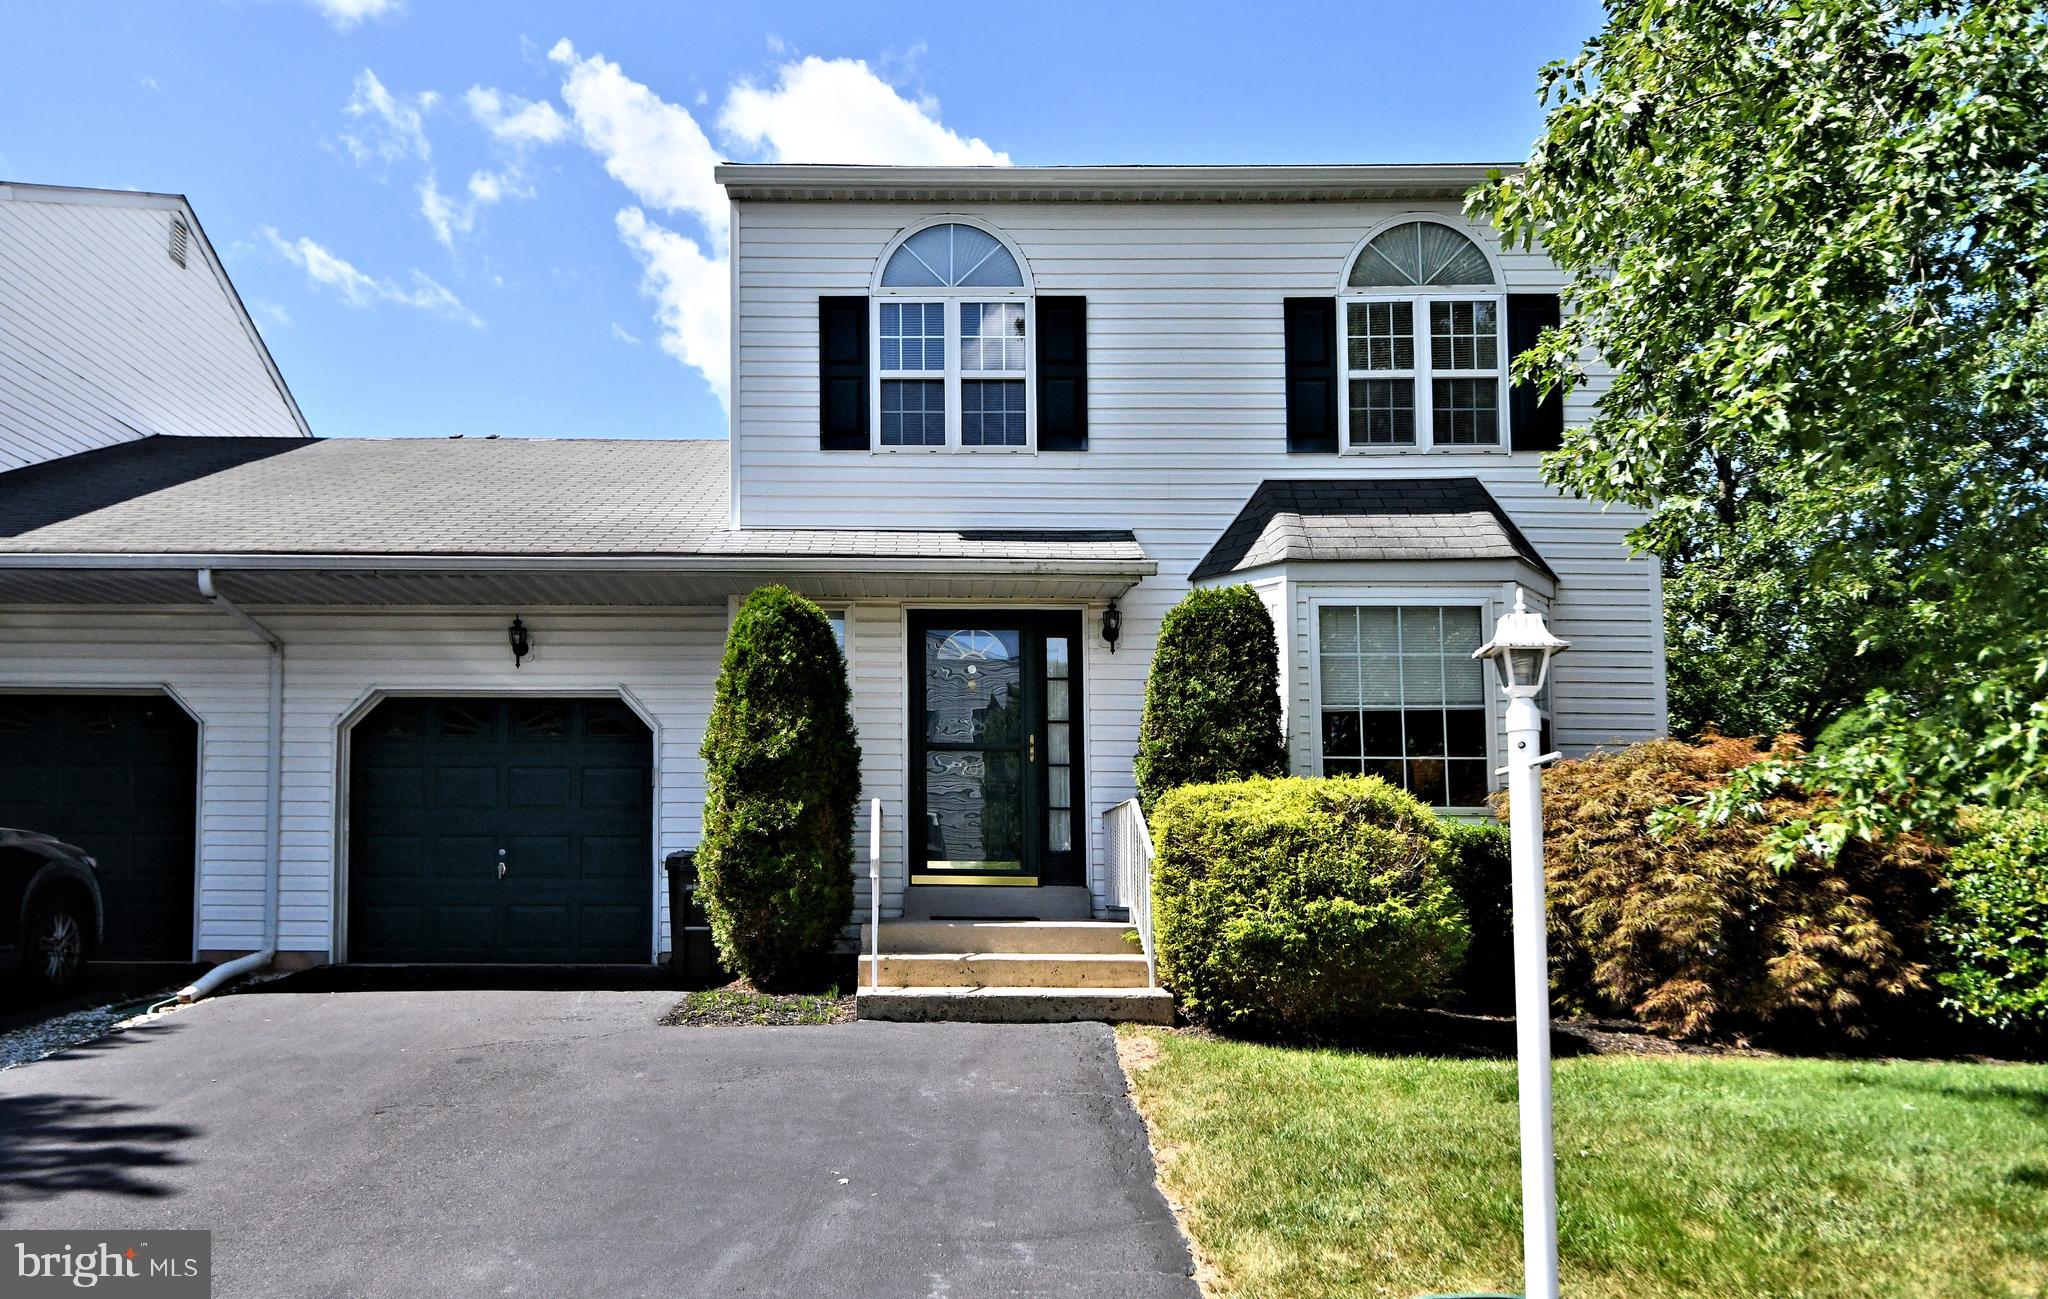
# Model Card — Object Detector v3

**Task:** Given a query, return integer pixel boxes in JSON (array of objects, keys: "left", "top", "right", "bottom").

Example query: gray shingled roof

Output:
[
  {"left": 0, "top": 436, "right": 1145, "bottom": 566},
  {"left": 1190, "top": 478, "right": 1555, "bottom": 582}
]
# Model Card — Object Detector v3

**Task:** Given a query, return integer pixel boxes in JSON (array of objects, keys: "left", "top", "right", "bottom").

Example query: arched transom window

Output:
[
  {"left": 873, "top": 222, "right": 1034, "bottom": 451},
  {"left": 1340, "top": 220, "right": 1505, "bottom": 451}
]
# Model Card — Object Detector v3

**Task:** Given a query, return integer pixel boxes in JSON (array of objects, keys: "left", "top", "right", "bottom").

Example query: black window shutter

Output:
[
  {"left": 1036, "top": 296, "right": 1088, "bottom": 451},
  {"left": 1508, "top": 293, "right": 1564, "bottom": 452},
  {"left": 818, "top": 295, "right": 869, "bottom": 450},
  {"left": 1283, "top": 297, "right": 1338, "bottom": 453}
]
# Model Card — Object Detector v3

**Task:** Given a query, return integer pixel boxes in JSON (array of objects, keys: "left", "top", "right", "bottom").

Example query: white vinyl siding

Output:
[
  {"left": 1, "top": 609, "right": 724, "bottom": 959},
  {"left": 0, "top": 192, "right": 305, "bottom": 471},
  {"left": 730, "top": 197, "right": 1660, "bottom": 902}
]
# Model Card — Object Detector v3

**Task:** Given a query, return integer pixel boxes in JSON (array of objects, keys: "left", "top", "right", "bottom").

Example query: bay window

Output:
[{"left": 1317, "top": 603, "right": 1490, "bottom": 808}]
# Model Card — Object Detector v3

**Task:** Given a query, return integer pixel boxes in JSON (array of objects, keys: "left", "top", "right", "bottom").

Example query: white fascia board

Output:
[{"left": 0, "top": 552, "right": 1159, "bottom": 579}]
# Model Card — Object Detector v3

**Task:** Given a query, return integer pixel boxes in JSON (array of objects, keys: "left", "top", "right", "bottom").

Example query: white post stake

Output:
[
  {"left": 867, "top": 797, "right": 882, "bottom": 992},
  {"left": 1505, "top": 688, "right": 1560, "bottom": 1299},
  {"left": 1474, "top": 587, "right": 1569, "bottom": 1299}
]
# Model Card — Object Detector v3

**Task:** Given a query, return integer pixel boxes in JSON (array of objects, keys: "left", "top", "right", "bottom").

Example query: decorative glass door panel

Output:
[{"left": 910, "top": 612, "right": 1084, "bottom": 886}]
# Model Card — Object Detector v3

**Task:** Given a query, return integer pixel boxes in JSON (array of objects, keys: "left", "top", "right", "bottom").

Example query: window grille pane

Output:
[
  {"left": 1445, "top": 708, "right": 1488, "bottom": 757},
  {"left": 1442, "top": 607, "right": 1484, "bottom": 653},
  {"left": 961, "top": 301, "right": 1026, "bottom": 372},
  {"left": 1348, "top": 379, "right": 1416, "bottom": 445},
  {"left": 1399, "top": 606, "right": 1444, "bottom": 653},
  {"left": 1322, "top": 709, "right": 1361, "bottom": 756},
  {"left": 1361, "top": 655, "right": 1402, "bottom": 705},
  {"left": 1430, "top": 300, "right": 1499, "bottom": 370},
  {"left": 1045, "top": 678, "right": 1070, "bottom": 719},
  {"left": 882, "top": 223, "right": 1025, "bottom": 287},
  {"left": 1359, "top": 609, "right": 1400, "bottom": 654},
  {"left": 1048, "top": 767, "right": 1071, "bottom": 809},
  {"left": 1432, "top": 378, "right": 1500, "bottom": 445},
  {"left": 1346, "top": 300, "right": 1413, "bottom": 370},
  {"left": 880, "top": 380, "right": 945, "bottom": 446},
  {"left": 1320, "top": 653, "right": 1361, "bottom": 707},
  {"left": 1048, "top": 810, "right": 1072, "bottom": 852},
  {"left": 1318, "top": 606, "right": 1358, "bottom": 655},
  {"left": 1402, "top": 655, "right": 1446, "bottom": 706},
  {"left": 1444, "top": 653, "right": 1486, "bottom": 706},
  {"left": 880, "top": 301, "right": 944, "bottom": 372},
  {"left": 1407, "top": 758, "right": 1447, "bottom": 805},
  {"left": 961, "top": 380, "right": 1026, "bottom": 447},
  {"left": 1360, "top": 709, "right": 1403, "bottom": 755},
  {"left": 1046, "top": 636, "right": 1070, "bottom": 680},
  {"left": 1047, "top": 721, "right": 1071, "bottom": 764},
  {"left": 1446, "top": 760, "right": 1489, "bottom": 807},
  {"left": 1348, "top": 221, "right": 1496, "bottom": 288},
  {"left": 1324, "top": 758, "right": 1365, "bottom": 778}
]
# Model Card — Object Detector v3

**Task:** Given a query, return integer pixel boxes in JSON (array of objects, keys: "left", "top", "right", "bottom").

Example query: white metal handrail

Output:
[
  {"left": 1104, "top": 797, "right": 1158, "bottom": 988},
  {"left": 867, "top": 797, "right": 882, "bottom": 991}
]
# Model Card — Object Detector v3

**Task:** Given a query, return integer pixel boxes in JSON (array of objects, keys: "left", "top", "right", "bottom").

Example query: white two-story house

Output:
[{"left": 0, "top": 166, "right": 1664, "bottom": 974}]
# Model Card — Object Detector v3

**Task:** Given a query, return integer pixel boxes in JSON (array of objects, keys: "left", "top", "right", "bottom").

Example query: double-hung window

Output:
[
  {"left": 1339, "top": 221, "right": 1506, "bottom": 451},
  {"left": 874, "top": 223, "right": 1033, "bottom": 452},
  {"left": 1317, "top": 603, "right": 1491, "bottom": 808}
]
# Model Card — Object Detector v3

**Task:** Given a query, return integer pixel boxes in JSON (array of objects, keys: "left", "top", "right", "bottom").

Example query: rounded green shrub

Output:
[
  {"left": 1937, "top": 808, "right": 2048, "bottom": 1031},
  {"left": 1134, "top": 585, "right": 1286, "bottom": 809},
  {"left": 1150, "top": 775, "right": 1471, "bottom": 1035},
  {"left": 698, "top": 585, "right": 861, "bottom": 990}
]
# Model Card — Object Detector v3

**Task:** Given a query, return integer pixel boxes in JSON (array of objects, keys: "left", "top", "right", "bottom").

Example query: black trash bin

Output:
[{"left": 664, "top": 849, "right": 725, "bottom": 986}]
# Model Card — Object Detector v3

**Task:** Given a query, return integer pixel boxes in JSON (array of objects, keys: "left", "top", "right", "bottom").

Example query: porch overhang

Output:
[{"left": 0, "top": 550, "right": 1155, "bottom": 607}]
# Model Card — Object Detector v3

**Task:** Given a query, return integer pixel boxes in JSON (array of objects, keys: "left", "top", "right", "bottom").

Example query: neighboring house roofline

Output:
[
  {"left": 0, "top": 180, "right": 314, "bottom": 440},
  {"left": 712, "top": 162, "right": 1520, "bottom": 204}
]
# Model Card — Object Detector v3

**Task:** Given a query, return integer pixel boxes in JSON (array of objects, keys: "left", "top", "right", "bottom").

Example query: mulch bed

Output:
[{"left": 660, "top": 982, "right": 855, "bottom": 1027}]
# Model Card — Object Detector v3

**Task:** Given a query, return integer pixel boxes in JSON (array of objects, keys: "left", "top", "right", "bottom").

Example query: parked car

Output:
[{"left": 1, "top": 828, "right": 104, "bottom": 993}]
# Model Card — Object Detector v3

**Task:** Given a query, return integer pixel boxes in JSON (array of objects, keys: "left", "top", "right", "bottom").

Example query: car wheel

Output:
[{"left": 23, "top": 897, "right": 90, "bottom": 993}]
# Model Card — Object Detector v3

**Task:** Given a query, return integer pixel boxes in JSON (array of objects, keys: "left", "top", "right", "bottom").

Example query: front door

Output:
[{"left": 909, "top": 611, "right": 1084, "bottom": 887}]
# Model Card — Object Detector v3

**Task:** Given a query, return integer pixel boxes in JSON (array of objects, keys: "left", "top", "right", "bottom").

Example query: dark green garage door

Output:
[
  {"left": 0, "top": 694, "right": 198, "bottom": 961},
  {"left": 348, "top": 697, "right": 653, "bottom": 963}
]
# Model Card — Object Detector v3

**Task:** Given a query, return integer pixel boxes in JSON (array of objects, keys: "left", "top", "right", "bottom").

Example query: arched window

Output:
[
  {"left": 873, "top": 221, "right": 1034, "bottom": 451},
  {"left": 1339, "top": 220, "right": 1506, "bottom": 451}
]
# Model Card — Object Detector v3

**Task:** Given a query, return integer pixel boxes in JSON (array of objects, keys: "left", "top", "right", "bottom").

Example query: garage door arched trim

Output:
[{"left": 334, "top": 687, "right": 663, "bottom": 964}]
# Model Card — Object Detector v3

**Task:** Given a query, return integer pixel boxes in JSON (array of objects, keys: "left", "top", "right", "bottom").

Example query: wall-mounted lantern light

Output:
[
  {"left": 508, "top": 616, "right": 532, "bottom": 668},
  {"left": 1101, "top": 600, "right": 1122, "bottom": 654}
]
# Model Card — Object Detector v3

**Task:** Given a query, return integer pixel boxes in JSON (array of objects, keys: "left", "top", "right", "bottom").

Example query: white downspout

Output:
[{"left": 178, "top": 568, "right": 284, "bottom": 1002}]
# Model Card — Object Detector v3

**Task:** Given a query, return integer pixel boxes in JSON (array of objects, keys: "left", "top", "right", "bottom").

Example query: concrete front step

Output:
[
  {"left": 863, "top": 920, "right": 1140, "bottom": 956},
  {"left": 875, "top": 951, "right": 1152, "bottom": 989},
  {"left": 856, "top": 986, "right": 1175, "bottom": 1025}
]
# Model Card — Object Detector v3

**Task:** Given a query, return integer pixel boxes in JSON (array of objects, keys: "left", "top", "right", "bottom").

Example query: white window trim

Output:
[
  {"left": 1306, "top": 592, "right": 1499, "bottom": 814},
  {"left": 871, "top": 295, "right": 1037, "bottom": 454},
  {"left": 1336, "top": 289, "right": 1510, "bottom": 455}
]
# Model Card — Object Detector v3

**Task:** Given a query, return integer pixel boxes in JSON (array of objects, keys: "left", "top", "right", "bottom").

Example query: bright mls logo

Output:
[{"left": 3, "top": 1232, "right": 210, "bottom": 1296}]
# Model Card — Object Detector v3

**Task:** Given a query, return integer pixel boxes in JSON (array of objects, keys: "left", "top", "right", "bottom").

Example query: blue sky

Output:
[{"left": 0, "top": 0, "right": 1604, "bottom": 441}]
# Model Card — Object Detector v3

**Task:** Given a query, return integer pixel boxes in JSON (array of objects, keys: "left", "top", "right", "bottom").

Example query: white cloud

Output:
[
  {"left": 549, "top": 39, "right": 727, "bottom": 241},
  {"left": 309, "top": 0, "right": 402, "bottom": 31},
  {"left": 466, "top": 86, "right": 569, "bottom": 147},
  {"left": 616, "top": 209, "right": 729, "bottom": 401},
  {"left": 547, "top": 42, "right": 1009, "bottom": 408},
  {"left": 341, "top": 69, "right": 436, "bottom": 165},
  {"left": 140, "top": 76, "right": 160, "bottom": 91},
  {"left": 610, "top": 322, "right": 641, "bottom": 345},
  {"left": 250, "top": 299, "right": 291, "bottom": 330},
  {"left": 719, "top": 56, "right": 1007, "bottom": 166},
  {"left": 260, "top": 226, "right": 481, "bottom": 327}
]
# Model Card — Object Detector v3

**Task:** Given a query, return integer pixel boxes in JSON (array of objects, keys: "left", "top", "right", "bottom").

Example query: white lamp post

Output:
[{"left": 1473, "top": 587, "right": 1569, "bottom": 1299}]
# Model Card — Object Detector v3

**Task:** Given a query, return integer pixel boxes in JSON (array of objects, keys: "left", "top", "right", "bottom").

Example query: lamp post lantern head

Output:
[{"left": 1474, "top": 588, "right": 1569, "bottom": 697}]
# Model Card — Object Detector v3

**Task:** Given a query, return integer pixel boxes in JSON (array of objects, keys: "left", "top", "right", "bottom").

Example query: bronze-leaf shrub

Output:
[{"left": 1527, "top": 734, "right": 1945, "bottom": 1041}]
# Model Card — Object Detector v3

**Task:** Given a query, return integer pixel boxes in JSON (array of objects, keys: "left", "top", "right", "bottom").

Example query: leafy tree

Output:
[
  {"left": 1135, "top": 585, "right": 1287, "bottom": 808},
  {"left": 698, "top": 585, "right": 861, "bottom": 989},
  {"left": 1474, "top": 0, "right": 2048, "bottom": 850}
]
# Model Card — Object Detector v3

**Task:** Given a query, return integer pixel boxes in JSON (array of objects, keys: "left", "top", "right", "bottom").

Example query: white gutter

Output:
[
  {"left": 178, "top": 568, "right": 285, "bottom": 1002},
  {"left": 0, "top": 551, "right": 1156, "bottom": 578}
]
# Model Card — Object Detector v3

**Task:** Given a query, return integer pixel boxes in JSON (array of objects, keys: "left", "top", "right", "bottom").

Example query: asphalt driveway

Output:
[{"left": 0, "top": 990, "right": 1197, "bottom": 1298}]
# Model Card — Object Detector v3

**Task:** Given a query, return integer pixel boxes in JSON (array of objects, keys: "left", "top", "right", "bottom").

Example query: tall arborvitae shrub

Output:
[
  {"left": 1135, "top": 585, "right": 1286, "bottom": 808},
  {"left": 698, "top": 585, "right": 861, "bottom": 989}
]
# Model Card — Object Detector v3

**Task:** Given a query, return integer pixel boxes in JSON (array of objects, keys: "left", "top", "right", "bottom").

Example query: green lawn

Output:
[{"left": 1120, "top": 1028, "right": 2048, "bottom": 1299}]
